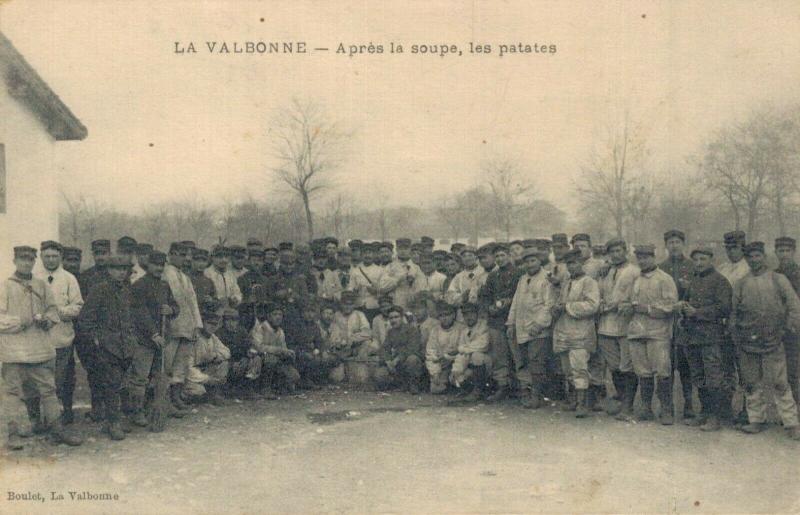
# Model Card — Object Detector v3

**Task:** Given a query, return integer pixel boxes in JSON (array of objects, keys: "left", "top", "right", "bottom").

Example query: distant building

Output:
[{"left": 0, "top": 31, "right": 87, "bottom": 278}]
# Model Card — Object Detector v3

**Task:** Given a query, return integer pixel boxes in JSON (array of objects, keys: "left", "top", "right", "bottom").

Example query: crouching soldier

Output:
[
  {"left": 731, "top": 242, "right": 800, "bottom": 440},
  {"left": 129, "top": 251, "right": 178, "bottom": 426},
  {"left": 185, "top": 307, "right": 231, "bottom": 405},
  {"left": 250, "top": 302, "right": 300, "bottom": 395},
  {"left": 425, "top": 302, "right": 465, "bottom": 394},
  {"left": 551, "top": 250, "right": 601, "bottom": 418},
  {"left": 375, "top": 305, "right": 425, "bottom": 393},
  {"left": 1, "top": 246, "right": 82, "bottom": 450},
  {"left": 622, "top": 245, "right": 679, "bottom": 425},
  {"left": 450, "top": 302, "right": 491, "bottom": 401},
  {"left": 217, "top": 309, "right": 261, "bottom": 398},
  {"left": 333, "top": 291, "right": 377, "bottom": 358},
  {"left": 78, "top": 255, "right": 138, "bottom": 441},
  {"left": 292, "top": 300, "right": 338, "bottom": 389}
]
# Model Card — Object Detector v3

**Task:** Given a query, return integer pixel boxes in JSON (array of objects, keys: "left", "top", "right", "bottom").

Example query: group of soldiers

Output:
[{"left": 3, "top": 227, "right": 800, "bottom": 450}]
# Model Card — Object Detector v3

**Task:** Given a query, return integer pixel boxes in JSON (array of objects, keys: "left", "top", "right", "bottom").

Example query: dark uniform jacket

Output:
[
  {"left": 382, "top": 323, "right": 423, "bottom": 363},
  {"left": 659, "top": 255, "right": 693, "bottom": 300},
  {"left": 130, "top": 274, "right": 179, "bottom": 348},
  {"left": 77, "top": 279, "right": 136, "bottom": 358},
  {"left": 217, "top": 325, "right": 252, "bottom": 362},
  {"left": 680, "top": 267, "right": 732, "bottom": 346},
  {"left": 479, "top": 263, "right": 524, "bottom": 330},
  {"left": 776, "top": 261, "right": 800, "bottom": 295},
  {"left": 190, "top": 271, "right": 217, "bottom": 306},
  {"left": 291, "top": 319, "right": 327, "bottom": 355}
]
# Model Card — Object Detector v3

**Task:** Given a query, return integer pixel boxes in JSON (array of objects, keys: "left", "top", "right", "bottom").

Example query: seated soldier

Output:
[
  {"left": 292, "top": 300, "right": 338, "bottom": 389},
  {"left": 409, "top": 294, "right": 439, "bottom": 346},
  {"left": 450, "top": 302, "right": 491, "bottom": 401},
  {"left": 216, "top": 309, "right": 262, "bottom": 399},
  {"left": 375, "top": 305, "right": 425, "bottom": 393},
  {"left": 425, "top": 301, "right": 466, "bottom": 394},
  {"left": 250, "top": 302, "right": 300, "bottom": 395},
  {"left": 318, "top": 301, "right": 348, "bottom": 383},
  {"left": 370, "top": 294, "right": 395, "bottom": 347},
  {"left": 185, "top": 306, "right": 231, "bottom": 406},
  {"left": 331, "top": 291, "right": 377, "bottom": 359}
]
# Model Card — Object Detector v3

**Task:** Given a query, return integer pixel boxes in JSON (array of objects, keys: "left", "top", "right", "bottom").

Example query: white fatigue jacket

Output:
[
  {"left": 507, "top": 269, "right": 556, "bottom": 343},
  {"left": 351, "top": 264, "right": 383, "bottom": 309},
  {"left": 415, "top": 316, "right": 440, "bottom": 350},
  {"left": 37, "top": 266, "right": 83, "bottom": 349},
  {"left": 130, "top": 263, "right": 147, "bottom": 284},
  {"left": 193, "top": 331, "right": 231, "bottom": 366},
  {"left": 380, "top": 260, "right": 425, "bottom": 308},
  {"left": 626, "top": 268, "right": 678, "bottom": 341},
  {"left": 414, "top": 271, "right": 448, "bottom": 301},
  {"left": 372, "top": 313, "right": 390, "bottom": 347},
  {"left": 545, "top": 260, "right": 571, "bottom": 290},
  {"left": 318, "top": 268, "right": 357, "bottom": 301},
  {"left": 426, "top": 321, "right": 467, "bottom": 365},
  {"left": 460, "top": 318, "right": 489, "bottom": 354},
  {"left": 250, "top": 319, "right": 287, "bottom": 354},
  {"left": 582, "top": 257, "right": 606, "bottom": 280},
  {"left": 597, "top": 261, "right": 640, "bottom": 337},
  {"left": 163, "top": 264, "right": 203, "bottom": 339},
  {"left": 331, "top": 310, "right": 373, "bottom": 350},
  {"left": 718, "top": 259, "right": 750, "bottom": 290},
  {"left": 553, "top": 274, "right": 600, "bottom": 352},
  {"left": 445, "top": 266, "right": 487, "bottom": 305},
  {"left": 203, "top": 267, "right": 243, "bottom": 307}
]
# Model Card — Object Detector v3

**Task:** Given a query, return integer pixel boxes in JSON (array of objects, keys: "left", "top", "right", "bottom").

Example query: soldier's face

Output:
[
  {"left": 463, "top": 310, "right": 478, "bottom": 327},
  {"left": 524, "top": 256, "right": 542, "bottom": 275},
  {"left": 397, "top": 247, "right": 410, "bottom": 260},
  {"left": 137, "top": 254, "right": 150, "bottom": 269},
  {"left": 14, "top": 256, "right": 35, "bottom": 275},
  {"left": 192, "top": 257, "right": 208, "bottom": 273},
  {"left": 303, "top": 308, "right": 318, "bottom": 321},
  {"left": 411, "top": 250, "right": 421, "bottom": 264},
  {"left": 438, "top": 311, "right": 456, "bottom": 328},
  {"left": 341, "top": 302, "right": 355, "bottom": 315},
  {"left": 692, "top": 253, "right": 713, "bottom": 273},
  {"left": 147, "top": 262, "right": 165, "bottom": 278},
  {"left": 479, "top": 254, "right": 495, "bottom": 270},
  {"left": 552, "top": 244, "right": 569, "bottom": 260},
  {"left": 725, "top": 245, "right": 744, "bottom": 262},
  {"left": 608, "top": 245, "right": 627, "bottom": 265},
  {"left": 248, "top": 256, "right": 264, "bottom": 271},
  {"left": 420, "top": 260, "right": 434, "bottom": 274},
  {"left": 268, "top": 310, "right": 283, "bottom": 327},
  {"left": 168, "top": 251, "right": 184, "bottom": 268},
  {"left": 321, "top": 308, "right": 335, "bottom": 323},
  {"left": 41, "top": 248, "right": 62, "bottom": 271},
  {"left": 745, "top": 251, "right": 765, "bottom": 271},
  {"left": 462, "top": 252, "right": 477, "bottom": 268},
  {"left": 388, "top": 311, "right": 403, "bottom": 328},
  {"left": 361, "top": 251, "right": 374, "bottom": 265},
  {"left": 776, "top": 246, "right": 795, "bottom": 263},
  {"left": 574, "top": 241, "right": 591, "bottom": 258},
  {"left": 204, "top": 318, "right": 221, "bottom": 334},
  {"left": 666, "top": 237, "right": 684, "bottom": 257},
  {"left": 212, "top": 255, "right": 228, "bottom": 270},
  {"left": 232, "top": 255, "right": 246, "bottom": 268},
  {"left": 635, "top": 254, "right": 656, "bottom": 270},
  {"left": 279, "top": 250, "right": 294, "bottom": 265},
  {"left": 510, "top": 244, "right": 524, "bottom": 259},
  {"left": 494, "top": 251, "right": 509, "bottom": 267},
  {"left": 107, "top": 266, "right": 128, "bottom": 282},
  {"left": 63, "top": 256, "right": 81, "bottom": 275},
  {"left": 265, "top": 251, "right": 278, "bottom": 263},
  {"left": 412, "top": 305, "right": 427, "bottom": 321},
  {"left": 379, "top": 249, "right": 392, "bottom": 263},
  {"left": 446, "top": 260, "right": 461, "bottom": 275},
  {"left": 566, "top": 260, "right": 584, "bottom": 276},
  {"left": 93, "top": 249, "right": 110, "bottom": 266}
]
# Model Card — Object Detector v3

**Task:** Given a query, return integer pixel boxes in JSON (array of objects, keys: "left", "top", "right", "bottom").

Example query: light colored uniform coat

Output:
[
  {"left": 380, "top": 260, "right": 424, "bottom": 308},
  {"left": 553, "top": 274, "right": 600, "bottom": 352},
  {"left": 351, "top": 264, "right": 383, "bottom": 309},
  {"left": 204, "top": 267, "right": 243, "bottom": 306},
  {"left": 163, "top": 264, "right": 203, "bottom": 339},
  {"left": 445, "top": 266, "right": 487, "bottom": 305},
  {"left": 0, "top": 275, "right": 60, "bottom": 363},
  {"left": 507, "top": 269, "right": 556, "bottom": 342},
  {"left": 36, "top": 266, "right": 83, "bottom": 349}
]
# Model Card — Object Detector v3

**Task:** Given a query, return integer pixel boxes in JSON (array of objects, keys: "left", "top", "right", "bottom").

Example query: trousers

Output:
[
  {"left": 509, "top": 337, "right": 550, "bottom": 389},
  {"left": 738, "top": 344, "right": 799, "bottom": 428},
  {"left": 164, "top": 337, "right": 194, "bottom": 385},
  {"left": 629, "top": 337, "right": 672, "bottom": 379},
  {"left": 2, "top": 361, "right": 61, "bottom": 430}
]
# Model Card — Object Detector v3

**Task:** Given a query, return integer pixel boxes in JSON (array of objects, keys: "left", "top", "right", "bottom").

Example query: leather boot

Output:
[
  {"left": 700, "top": 388, "right": 722, "bottom": 431},
  {"left": 638, "top": 377, "right": 655, "bottom": 421},
  {"left": 615, "top": 373, "right": 638, "bottom": 421},
  {"left": 25, "top": 398, "right": 46, "bottom": 434},
  {"left": 464, "top": 366, "right": 486, "bottom": 402},
  {"left": 486, "top": 384, "right": 509, "bottom": 402},
  {"left": 681, "top": 378, "right": 694, "bottom": 419},
  {"left": 562, "top": 384, "right": 577, "bottom": 412},
  {"left": 103, "top": 397, "right": 126, "bottom": 441},
  {"left": 130, "top": 394, "right": 148, "bottom": 427},
  {"left": 207, "top": 385, "right": 225, "bottom": 407},
  {"left": 575, "top": 389, "right": 589, "bottom": 418},
  {"left": 86, "top": 390, "right": 104, "bottom": 422},
  {"left": 606, "top": 371, "right": 625, "bottom": 415},
  {"left": 657, "top": 378, "right": 674, "bottom": 425},
  {"left": 521, "top": 384, "right": 543, "bottom": 409},
  {"left": 49, "top": 419, "right": 83, "bottom": 447},
  {"left": 170, "top": 384, "right": 190, "bottom": 413},
  {"left": 6, "top": 422, "right": 27, "bottom": 451},
  {"left": 588, "top": 385, "right": 604, "bottom": 412}
]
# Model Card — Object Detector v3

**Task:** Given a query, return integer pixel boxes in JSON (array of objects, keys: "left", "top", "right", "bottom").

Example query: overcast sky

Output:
[{"left": 2, "top": 1, "right": 799, "bottom": 215}]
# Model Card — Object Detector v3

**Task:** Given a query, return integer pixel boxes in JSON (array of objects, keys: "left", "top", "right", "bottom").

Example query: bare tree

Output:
[
  {"left": 575, "top": 115, "right": 650, "bottom": 238},
  {"left": 483, "top": 158, "right": 532, "bottom": 240},
  {"left": 270, "top": 98, "right": 349, "bottom": 241},
  {"left": 60, "top": 191, "right": 84, "bottom": 245},
  {"left": 435, "top": 195, "right": 463, "bottom": 242}
]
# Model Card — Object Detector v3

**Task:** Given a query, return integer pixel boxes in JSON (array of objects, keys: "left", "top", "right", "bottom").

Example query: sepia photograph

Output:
[{"left": 1, "top": 1, "right": 800, "bottom": 513}]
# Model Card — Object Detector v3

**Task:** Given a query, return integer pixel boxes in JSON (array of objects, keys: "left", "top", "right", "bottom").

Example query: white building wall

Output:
[{"left": 0, "top": 84, "right": 59, "bottom": 279}]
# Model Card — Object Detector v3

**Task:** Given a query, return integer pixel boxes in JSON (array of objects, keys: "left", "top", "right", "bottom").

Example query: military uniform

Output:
[{"left": 774, "top": 236, "right": 800, "bottom": 409}]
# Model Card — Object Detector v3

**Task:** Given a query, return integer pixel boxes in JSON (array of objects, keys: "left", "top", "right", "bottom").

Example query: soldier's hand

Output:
[
  {"left": 159, "top": 304, "right": 174, "bottom": 316},
  {"left": 152, "top": 334, "right": 166, "bottom": 348}
]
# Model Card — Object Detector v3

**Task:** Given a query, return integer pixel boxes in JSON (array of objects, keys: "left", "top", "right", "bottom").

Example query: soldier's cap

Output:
[
  {"left": 476, "top": 243, "right": 494, "bottom": 256},
  {"left": 436, "top": 301, "right": 457, "bottom": 315},
  {"left": 180, "top": 240, "right": 197, "bottom": 249},
  {"left": 117, "top": 236, "right": 138, "bottom": 252},
  {"left": 347, "top": 239, "right": 363, "bottom": 249},
  {"left": 106, "top": 255, "right": 133, "bottom": 268},
  {"left": 509, "top": 240, "right": 524, "bottom": 247},
  {"left": 169, "top": 242, "right": 188, "bottom": 254},
  {"left": 460, "top": 302, "right": 479, "bottom": 314},
  {"left": 410, "top": 242, "right": 424, "bottom": 252},
  {"left": 248, "top": 248, "right": 265, "bottom": 258},
  {"left": 222, "top": 308, "right": 240, "bottom": 320},
  {"left": 91, "top": 239, "right": 111, "bottom": 253},
  {"left": 460, "top": 245, "right": 478, "bottom": 256},
  {"left": 340, "top": 291, "right": 358, "bottom": 303},
  {"left": 192, "top": 248, "right": 210, "bottom": 259},
  {"left": 278, "top": 242, "right": 294, "bottom": 252},
  {"left": 743, "top": 241, "right": 765, "bottom": 256},
  {"left": 13, "top": 246, "right": 37, "bottom": 259},
  {"left": 432, "top": 250, "right": 448, "bottom": 258},
  {"left": 420, "top": 236, "right": 435, "bottom": 246},
  {"left": 136, "top": 243, "right": 154, "bottom": 254},
  {"left": 386, "top": 305, "right": 405, "bottom": 317},
  {"left": 360, "top": 243, "right": 376, "bottom": 253},
  {"left": 396, "top": 238, "right": 412, "bottom": 248},
  {"left": 40, "top": 240, "right": 63, "bottom": 253},
  {"left": 605, "top": 238, "right": 627, "bottom": 252},
  {"left": 445, "top": 252, "right": 461, "bottom": 263},
  {"left": 337, "top": 247, "right": 352, "bottom": 257},
  {"left": 690, "top": 247, "right": 714, "bottom": 259},
  {"left": 381, "top": 241, "right": 394, "bottom": 251},
  {"left": 62, "top": 246, "right": 82, "bottom": 259},
  {"left": 378, "top": 294, "right": 394, "bottom": 305},
  {"left": 775, "top": 236, "right": 796, "bottom": 250},
  {"left": 521, "top": 247, "right": 543, "bottom": 261},
  {"left": 551, "top": 233, "right": 569, "bottom": 246},
  {"left": 312, "top": 248, "right": 328, "bottom": 259},
  {"left": 663, "top": 229, "right": 686, "bottom": 243},
  {"left": 229, "top": 245, "right": 247, "bottom": 257},
  {"left": 533, "top": 238, "right": 552, "bottom": 250},
  {"left": 210, "top": 245, "right": 229, "bottom": 257},
  {"left": 563, "top": 249, "right": 583, "bottom": 263},
  {"left": 260, "top": 302, "right": 284, "bottom": 315},
  {"left": 633, "top": 244, "right": 656, "bottom": 256},
  {"left": 325, "top": 237, "right": 339, "bottom": 246},
  {"left": 148, "top": 251, "right": 167, "bottom": 265},
  {"left": 571, "top": 233, "right": 591, "bottom": 245},
  {"left": 723, "top": 230, "right": 746, "bottom": 247},
  {"left": 246, "top": 237, "right": 263, "bottom": 248},
  {"left": 591, "top": 245, "right": 607, "bottom": 256}
]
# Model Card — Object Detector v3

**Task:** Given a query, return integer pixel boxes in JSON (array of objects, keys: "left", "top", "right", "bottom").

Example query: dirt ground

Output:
[{"left": 1, "top": 377, "right": 800, "bottom": 515}]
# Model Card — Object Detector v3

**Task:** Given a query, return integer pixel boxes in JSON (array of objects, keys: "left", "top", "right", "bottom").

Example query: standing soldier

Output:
[
  {"left": 414, "top": 253, "right": 447, "bottom": 304},
  {"left": 229, "top": 245, "right": 248, "bottom": 279},
  {"left": 445, "top": 246, "right": 486, "bottom": 306},
  {"left": 1, "top": 246, "right": 82, "bottom": 449},
  {"left": 507, "top": 247, "right": 557, "bottom": 409},
  {"left": 477, "top": 244, "right": 497, "bottom": 276},
  {"left": 380, "top": 238, "right": 424, "bottom": 309},
  {"left": 237, "top": 248, "right": 268, "bottom": 332},
  {"left": 162, "top": 242, "right": 203, "bottom": 417},
  {"left": 77, "top": 255, "right": 138, "bottom": 441},
  {"left": 351, "top": 244, "right": 383, "bottom": 322},
  {"left": 677, "top": 246, "right": 732, "bottom": 431},
  {"left": 658, "top": 229, "right": 695, "bottom": 421},
  {"left": 129, "top": 251, "right": 178, "bottom": 426},
  {"left": 547, "top": 234, "right": 571, "bottom": 289},
  {"left": 267, "top": 242, "right": 312, "bottom": 345},
  {"left": 131, "top": 243, "right": 153, "bottom": 284},
  {"left": 731, "top": 241, "right": 800, "bottom": 440},
  {"left": 479, "top": 243, "right": 523, "bottom": 402},
  {"left": 597, "top": 238, "right": 640, "bottom": 420},
  {"left": 116, "top": 236, "right": 138, "bottom": 283},
  {"left": 623, "top": 244, "right": 679, "bottom": 425},
  {"left": 204, "top": 245, "right": 243, "bottom": 309},
  {"left": 571, "top": 234, "right": 604, "bottom": 279},
  {"left": 551, "top": 249, "right": 601, "bottom": 417},
  {"left": 189, "top": 248, "right": 217, "bottom": 306},
  {"left": 774, "top": 236, "right": 800, "bottom": 405},
  {"left": 61, "top": 247, "right": 82, "bottom": 277},
  {"left": 35, "top": 241, "right": 83, "bottom": 425},
  {"left": 717, "top": 230, "right": 750, "bottom": 424}
]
